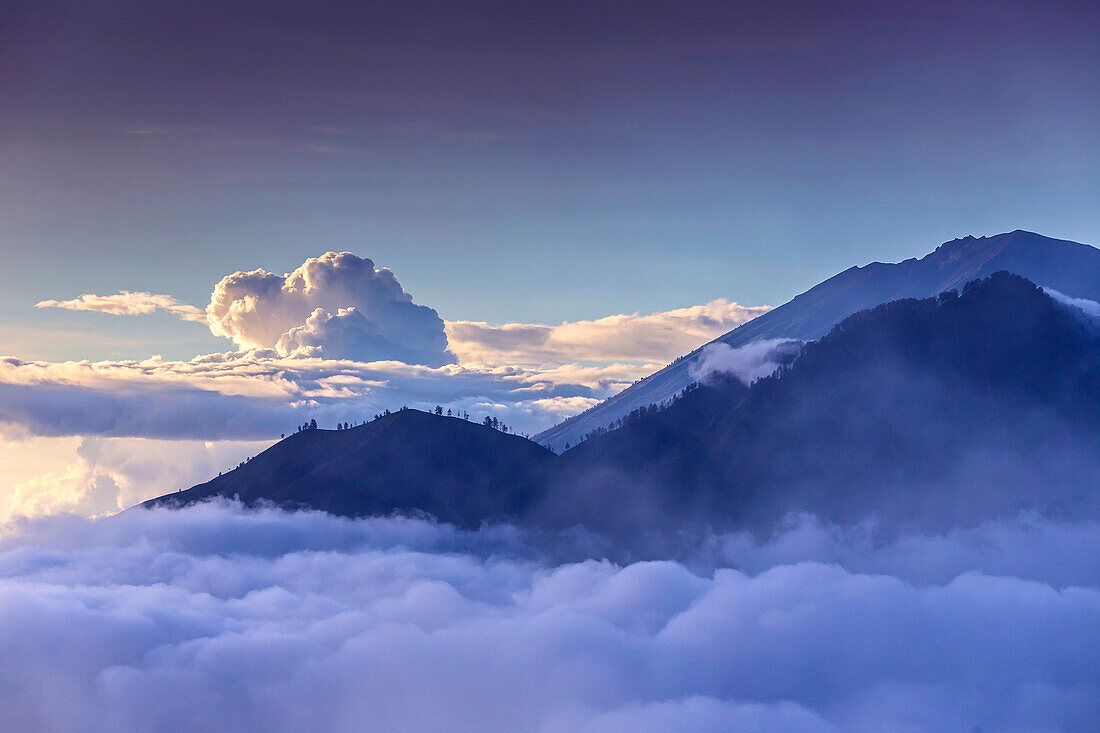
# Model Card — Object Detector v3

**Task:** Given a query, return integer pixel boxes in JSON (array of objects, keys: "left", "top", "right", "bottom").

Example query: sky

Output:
[{"left": 3, "top": 0, "right": 1100, "bottom": 518}]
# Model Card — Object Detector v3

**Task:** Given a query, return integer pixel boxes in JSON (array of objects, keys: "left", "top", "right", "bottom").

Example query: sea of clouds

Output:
[{"left": 0, "top": 501, "right": 1097, "bottom": 732}]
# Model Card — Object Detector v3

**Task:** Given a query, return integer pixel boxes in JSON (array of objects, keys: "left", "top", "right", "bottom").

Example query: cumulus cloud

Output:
[
  {"left": 207, "top": 252, "right": 455, "bottom": 365},
  {"left": 0, "top": 503, "right": 1096, "bottom": 732},
  {"left": 688, "top": 338, "right": 802, "bottom": 385},
  {"left": 1042, "top": 286, "right": 1100, "bottom": 319},
  {"left": 35, "top": 291, "right": 207, "bottom": 322},
  {"left": 275, "top": 306, "right": 452, "bottom": 366},
  {"left": 446, "top": 299, "right": 772, "bottom": 367}
]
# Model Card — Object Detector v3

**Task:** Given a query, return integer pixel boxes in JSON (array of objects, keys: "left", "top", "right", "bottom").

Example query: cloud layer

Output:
[
  {"left": 446, "top": 300, "right": 772, "bottom": 367},
  {"left": 0, "top": 348, "right": 651, "bottom": 515},
  {"left": 11, "top": 252, "right": 777, "bottom": 517},
  {"left": 207, "top": 252, "right": 455, "bottom": 365},
  {"left": 0, "top": 504, "right": 1095, "bottom": 732},
  {"left": 0, "top": 352, "right": 643, "bottom": 442}
]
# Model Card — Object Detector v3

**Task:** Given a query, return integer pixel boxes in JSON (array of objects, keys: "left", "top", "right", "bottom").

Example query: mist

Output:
[
  {"left": 0, "top": 501, "right": 1096, "bottom": 732},
  {"left": 688, "top": 339, "right": 802, "bottom": 386}
]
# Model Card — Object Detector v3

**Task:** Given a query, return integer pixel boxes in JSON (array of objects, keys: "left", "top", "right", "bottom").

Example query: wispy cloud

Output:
[
  {"left": 446, "top": 300, "right": 771, "bottom": 367},
  {"left": 1043, "top": 286, "right": 1100, "bottom": 318},
  {"left": 36, "top": 291, "right": 207, "bottom": 323},
  {"left": 689, "top": 338, "right": 801, "bottom": 385}
]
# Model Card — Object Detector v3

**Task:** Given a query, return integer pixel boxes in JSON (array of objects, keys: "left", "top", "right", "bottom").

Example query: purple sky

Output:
[
  {"left": 1, "top": 8, "right": 1099, "bottom": 728},
  {"left": 4, "top": 0, "right": 1100, "bottom": 357}
]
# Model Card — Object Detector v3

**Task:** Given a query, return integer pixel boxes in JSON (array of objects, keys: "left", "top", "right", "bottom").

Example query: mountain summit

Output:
[
  {"left": 549, "top": 271, "right": 1100, "bottom": 537},
  {"left": 145, "top": 409, "right": 555, "bottom": 527},
  {"left": 534, "top": 231, "right": 1100, "bottom": 450}
]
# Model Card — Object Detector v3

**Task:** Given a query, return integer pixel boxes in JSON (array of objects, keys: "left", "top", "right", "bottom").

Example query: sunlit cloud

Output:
[
  {"left": 10, "top": 252, "right": 775, "bottom": 520},
  {"left": 206, "top": 251, "right": 455, "bottom": 365},
  {"left": 16, "top": 252, "right": 749, "bottom": 450},
  {"left": 0, "top": 437, "right": 271, "bottom": 525},
  {"left": 446, "top": 299, "right": 771, "bottom": 367},
  {"left": 1, "top": 457, "right": 119, "bottom": 525},
  {"left": 34, "top": 278, "right": 771, "bottom": 370},
  {"left": 0, "top": 352, "right": 652, "bottom": 441},
  {"left": 36, "top": 291, "right": 207, "bottom": 322}
]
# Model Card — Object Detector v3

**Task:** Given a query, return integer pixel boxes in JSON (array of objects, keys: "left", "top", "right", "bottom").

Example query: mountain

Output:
[
  {"left": 146, "top": 271, "right": 1100, "bottom": 545},
  {"left": 534, "top": 230, "right": 1100, "bottom": 451},
  {"left": 547, "top": 272, "right": 1100, "bottom": 536},
  {"left": 144, "top": 409, "right": 555, "bottom": 528}
]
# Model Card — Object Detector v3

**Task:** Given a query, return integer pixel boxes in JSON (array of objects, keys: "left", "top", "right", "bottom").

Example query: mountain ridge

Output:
[
  {"left": 144, "top": 409, "right": 555, "bottom": 528},
  {"left": 542, "top": 271, "right": 1100, "bottom": 538},
  {"left": 145, "top": 271, "right": 1100, "bottom": 546},
  {"left": 534, "top": 230, "right": 1100, "bottom": 450}
]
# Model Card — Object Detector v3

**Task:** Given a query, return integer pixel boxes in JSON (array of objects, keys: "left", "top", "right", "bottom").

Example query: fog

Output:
[
  {"left": 0, "top": 501, "right": 1096, "bottom": 732},
  {"left": 688, "top": 339, "right": 802, "bottom": 386}
]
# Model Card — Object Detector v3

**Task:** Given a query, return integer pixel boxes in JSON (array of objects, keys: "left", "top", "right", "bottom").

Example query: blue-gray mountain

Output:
[
  {"left": 534, "top": 230, "right": 1100, "bottom": 451},
  {"left": 148, "top": 272, "right": 1100, "bottom": 550},
  {"left": 548, "top": 272, "right": 1100, "bottom": 541}
]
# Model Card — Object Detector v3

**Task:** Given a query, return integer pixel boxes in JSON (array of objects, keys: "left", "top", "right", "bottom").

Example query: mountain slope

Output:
[
  {"left": 144, "top": 410, "right": 556, "bottom": 527},
  {"left": 549, "top": 272, "right": 1100, "bottom": 535},
  {"left": 535, "top": 230, "right": 1100, "bottom": 451},
  {"left": 146, "top": 272, "right": 1100, "bottom": 544}
]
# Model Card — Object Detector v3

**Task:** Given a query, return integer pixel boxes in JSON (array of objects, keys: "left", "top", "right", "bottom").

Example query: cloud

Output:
[
  {"left": 0, "top": 352, "right": 651, "bottom": 442},
  {"left": 18, "top": 254, "right": 775, "bottom": 450},
  {"left": 276, "top": 307, "right": 454, "bottom": 366},
  {"left": 14, "top": 253, "right": 775, "bottom": 514},
  {"left": 0, "top": 504, "right": 1095, "bottom": 731},
  {"left": 35, "top": 291, "right": 206, "bottom": 322},
  {"left": 1, "top": 459, "right": 120, "bottom": 526},
  {"left": 207, "top": 252, "right": 455, "bottom": 366},
  {"left": 34, "top": 275, "right": 772, "bottom": 372},
  {"left": 711, "top": 512, "right": 1100, "bottom": 588},
  {"left": 1042, "top": 286, "right": 1100, "bottom": 319},
  {"left": 688, "top": 338, "right": 802, "bottom": 385},
  {"left": 0, "top": 436, "right": 273, "bottom": 525},
  {"left": 446, "top": 299, "right": 772, "bottom": 367}
]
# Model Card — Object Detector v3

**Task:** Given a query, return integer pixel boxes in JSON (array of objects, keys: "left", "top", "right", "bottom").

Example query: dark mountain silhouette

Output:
[
  {"left": 549, "top": 272, "right": 1100, "bottom": 536},
  {"left": 146, "top": 271, "right": 1100, "bottom": 543},
  {"left": 535, "top": 230, "right": 1100, "bottom": 451},
  {"left": 144, "top": 409, "right": 555, "bottom": 528}
]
